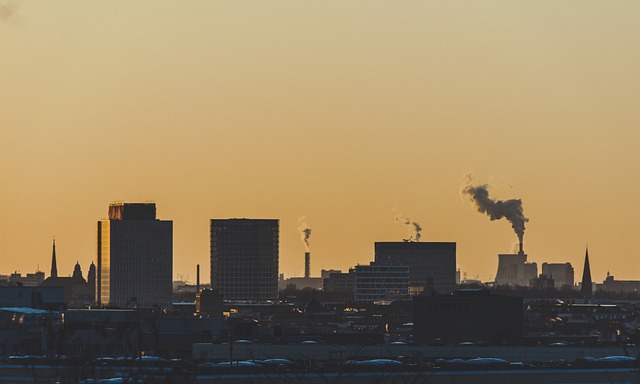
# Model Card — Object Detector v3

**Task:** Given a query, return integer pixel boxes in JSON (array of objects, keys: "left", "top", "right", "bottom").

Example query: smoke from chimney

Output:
[
  {"left": 298, "top": 217, "right": 312, "bottom": 250},
  {"left": 462, "top": 182, "right": 528, "bottom": 251},
  {"left": 395, "top": 214, "right": 422, "bottom": 242}
]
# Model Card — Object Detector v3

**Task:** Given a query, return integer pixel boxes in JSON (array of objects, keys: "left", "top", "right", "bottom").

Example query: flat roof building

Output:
[
  {"left": 374, "top": 242, "right": 456, "bottom": 295},
  {"left": 354, "top": 263, "right": 409, "bottom": 302},
  {"left": 598, "top": 272, "right": 640, "bottom": 294},
  {"left": 541, "top": 262, "right": 574, "bottom": 289},
  {"left": 0, "top": 286, "right": 65, "bottom": 310},
  {"left": 414, "top": 289, "right": 523, "bottom": 345},
  {"left": 323, "top": 270, "right": 355, "bottom": 293},
  {"left": 97, "top": 203, "right": 173, "bottom": 309},
  {"left": 210, "top": 219, "right": 279, "bottom": 301}
]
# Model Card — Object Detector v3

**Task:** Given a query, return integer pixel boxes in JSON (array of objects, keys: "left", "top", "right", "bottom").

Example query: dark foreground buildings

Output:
[
  {"left": 210, "top": 218, "right": 279, "bottom": 301},
  {"left": 374, "top": 242, "right": 456, "bottom": 295},
  {"left": 97, "top": 203, "right": 173, "bottom": 309},
  {"left": 414, "top": 289, "right": 523, "bottom": 345}
]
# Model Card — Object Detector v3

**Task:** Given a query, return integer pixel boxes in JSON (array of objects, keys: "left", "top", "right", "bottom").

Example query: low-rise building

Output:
[
  {"left": 354, "top": 263, "right": 409, "bottom": 302},
  {"left": 414, "top": 289, "right": 523, "bottom": 345},
  {"left": 598, "top": 272, "right": 640, "bottom": 294},
  {"left": 323, "top": 270, "right": 355, "bottom": 293},
  {"left": 0, "top": 286, "right": 65, "bottom": 310}
]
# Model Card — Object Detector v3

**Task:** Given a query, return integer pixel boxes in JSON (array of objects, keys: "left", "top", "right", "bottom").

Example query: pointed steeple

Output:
[
  {"left": 51, "top": 238, "right": 58, "bottom": 278},
  {"left": 580, "top": 246, "right": 593, "bottom": 298}
]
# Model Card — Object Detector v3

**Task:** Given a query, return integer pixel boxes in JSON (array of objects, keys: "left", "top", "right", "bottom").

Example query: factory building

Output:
[{"left": 495, "top": 252, "right": 537, "bottom": 287}]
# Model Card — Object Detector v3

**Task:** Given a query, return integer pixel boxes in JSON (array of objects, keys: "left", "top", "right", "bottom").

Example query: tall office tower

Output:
[
  {"left": 374, "top": 242, "right": 456, "bottom": 295},
  {"left": 210, "top": 219, "right": 279, "bottom": 301},
  {"left": 96, "top": 203, "right": 173, "bottom": 309}
]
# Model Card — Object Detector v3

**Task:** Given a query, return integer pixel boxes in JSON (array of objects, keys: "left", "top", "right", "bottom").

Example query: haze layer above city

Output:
[{"left": 1, "top": 1, "right": 639, "bottom": 283}]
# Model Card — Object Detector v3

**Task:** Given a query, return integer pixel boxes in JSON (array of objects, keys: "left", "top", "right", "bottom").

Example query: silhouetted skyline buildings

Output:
[
  {"left": 210, "top": 218, "right": 279, "bottom": 301},
  {"left": 1, "top": 201, "right": 632, "bottom": 306},
  {"left": 97, "top": 203, "right": 173, "bottom": 309},
  {"left": 581, "top": 246, "right": 593, "bottom": 298},
  {"left": 374, "top": 242, "right": 457, "bottom": 295},
  {"left": 50, "top": 239, "right": 58, "bottom": 279}
]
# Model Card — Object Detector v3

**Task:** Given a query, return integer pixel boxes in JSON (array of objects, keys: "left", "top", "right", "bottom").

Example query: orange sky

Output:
[{"left": 1, "top": 1, "right": 639, "bottom": 284}]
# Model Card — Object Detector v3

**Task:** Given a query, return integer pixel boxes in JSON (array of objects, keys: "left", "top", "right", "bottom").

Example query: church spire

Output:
[
  {"left": 51, "top": 238, "right": 58, "bottom": 278},
  {"left": 580, "top": 245, "right": 593, "bottom": 298}
]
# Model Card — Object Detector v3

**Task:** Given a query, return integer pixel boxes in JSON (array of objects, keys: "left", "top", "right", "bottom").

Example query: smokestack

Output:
[
  {"left": 304, "top": 252, "right": 310, "bottom": 279},
  {"left": 196, "top": 264, "right": 200, "bottom": 292},
  {"left": 519, "top": 241, "right": 524, "bottom": 254}
]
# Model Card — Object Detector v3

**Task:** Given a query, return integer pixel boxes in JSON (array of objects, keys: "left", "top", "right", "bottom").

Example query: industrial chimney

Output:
[
  {"left": 519, "top": 241, "right": 524, "bottom": 254},
  {"left": 196, "top": 264, "right": 201, "bottom": 292},
  {"left": 304, "top": 252, "right": 310, "bottom": 279}
]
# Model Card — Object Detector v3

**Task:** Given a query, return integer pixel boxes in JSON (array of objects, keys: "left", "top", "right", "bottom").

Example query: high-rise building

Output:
[
  {"left": 96, "top": 203, "right": 173, "bottom": 309},
  {"left": 210, "top": 219, "right": 279, "bottom": 301},
  {"left": 374, "top": 242, "right": 456, "bottom": 295}
]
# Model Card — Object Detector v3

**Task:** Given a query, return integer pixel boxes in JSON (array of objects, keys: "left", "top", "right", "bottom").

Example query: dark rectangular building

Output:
[
  {"left": 374, "top": 242, "right": 456, "bottom": 295},
  {"left": 210, "top": 219, "right": 279, "bottom": 301},
  {"left": 97, "top": 203, "right": 173, "bottom": 309},
  {"left": 414, "top": 289, "right": 523, "bottom": 345}
]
